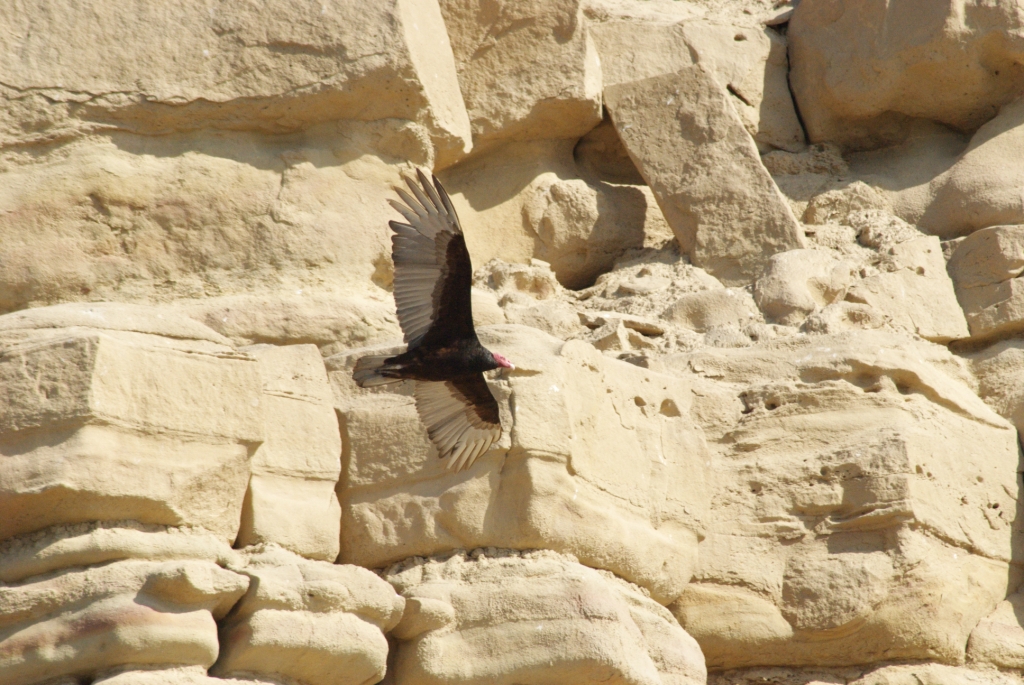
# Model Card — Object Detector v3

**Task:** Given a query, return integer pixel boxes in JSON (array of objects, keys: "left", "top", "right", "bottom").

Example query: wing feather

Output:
[
  {"left": 413, "top": 377, "right": 502, "bottom": 473},
  {"left": 387, "top": 170, "right": 476, "bottom": 347}
]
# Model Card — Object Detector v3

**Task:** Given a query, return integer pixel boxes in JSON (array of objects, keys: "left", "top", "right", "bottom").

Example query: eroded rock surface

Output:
[
  {"left": 384, "top": 549, "right": 706, "bottom": 685},
  {"left": 3, "top": 0, "right": 1024, "bottom": 684}
]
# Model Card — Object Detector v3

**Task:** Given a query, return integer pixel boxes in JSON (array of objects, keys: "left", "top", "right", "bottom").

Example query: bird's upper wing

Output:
[
  {"left": 414, "top": 376, "right": 502, "bottom": 472},
  {"left": 388, "top": 170, "right": 476, "bottom": 348}
]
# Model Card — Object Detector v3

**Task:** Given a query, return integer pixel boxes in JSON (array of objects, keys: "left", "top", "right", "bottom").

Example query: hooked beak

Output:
[{"left": 493, "top": 353, "right": 515, "bottom": 370}]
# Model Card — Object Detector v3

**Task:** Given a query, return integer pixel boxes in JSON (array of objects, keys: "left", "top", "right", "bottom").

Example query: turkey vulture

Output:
[{"left": 353, "top": 169, "right": 514, "bottom": 472}]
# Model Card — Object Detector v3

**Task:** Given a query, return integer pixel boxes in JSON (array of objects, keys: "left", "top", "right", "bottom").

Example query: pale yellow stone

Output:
[
  {"left": 213, "top": 545, "right": 404, "bottom": 685},
  {"left": 605, "top": 66, "right": 804, "bottom": 285},
  {"left": 844, "top": 237, "right": 969, "bottom": 342},
  {"left": 236, "top": 345, "right": 342, "bottom": 561},
  {"left": 754, "top": 250, "right": 855, "bottom": 325},
  {"left": 385, "top": 550, "right": 707, "bottom": 685},
  {"left": 0, "top": 559, "right": 248, "bottom": 685},
  {"left": 440, "top": 0, "right": 601, "bottom": 150},
  {"left": 0, "top": 0, "right": 471, "bottom": 163},
  {"left": 920, "top": 96, "right": 1024, "bottom": 237},
  {"left": 0, "top": 317, "right": 262, "bottom": 542},
  {"left": 663, "top": 288, "right": 763, "bottom": 333},
  {"left": 967, "top": 591, "right": 1024, "bottom": 669},
  {"left": 663, "top": 330, "right": 1019, "bottom": 667},
  {"left": 789, "top": 0, "right": 1024, "bottom": 150}
]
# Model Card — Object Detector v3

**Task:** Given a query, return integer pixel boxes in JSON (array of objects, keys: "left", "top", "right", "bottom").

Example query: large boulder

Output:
[
  {"left": 439, "top": 0, "right": 601, "bottom": 150},
  {"left": 918, "top": 96, "right": 1024, "bottom": 238},
  {"left": 843, "top": 236, "right": 969, "bottom": 342},
  {"left": 384, "top": 549, "right": 707, "bottom": 685},
  {"left": 330, "top": 324, "right": 709, "bottom": 605},
  {"left": 789, "top": 0, "right": 1024, "bottom": 150},
  {"left": 0, "top": 303, "right": 263, "bottom": 542},
  {"left": 586, "top": 4, "right": 804, "bottom": 152},
  {"left": 0, "top": 0, "right": 471, "bottom": 163},
  {"left": 754, "top": 249, "right": 855, "bottom": 325},
  {"left": 605, "top": 66, "right": 805, "bottom": 285},
  {"left": 0, "top": 558, "right": 248, "bottom": 685},
  {"left": 0, "top": 131, "right": 408, "bottom": 314},
  {"left": 212, "top": 545, "right": 404, "bottom": 685},
  {"left": 947, "top": 225, "right": 1024, "bottom": 339}
]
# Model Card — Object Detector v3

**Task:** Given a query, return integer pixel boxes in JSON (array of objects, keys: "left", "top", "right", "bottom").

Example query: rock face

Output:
[
  {"left": 3, "top": 1, "right": 1024, "bottom": 685},
  {"left": 665, "top": 331, "right": 1021, "bottom": 668},
  {"left": 440, "top": 0, "right": 601, "bottom": 151}
]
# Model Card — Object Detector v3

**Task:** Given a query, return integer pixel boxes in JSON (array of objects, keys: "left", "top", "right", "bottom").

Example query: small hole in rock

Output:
[
  {"left": 734, "top": 33, "right": 747, "bottom": 41},
  {"left": 634, "top": 396, "right": 646, "bottom": 407},
  {"left": 660, "top": 399, "right": 681, "bottom": 417}
]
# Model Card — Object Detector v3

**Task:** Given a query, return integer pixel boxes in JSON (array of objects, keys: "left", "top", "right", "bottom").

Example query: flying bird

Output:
[{"left": 353, "top": 169, "right": 514, "bottom": 472}]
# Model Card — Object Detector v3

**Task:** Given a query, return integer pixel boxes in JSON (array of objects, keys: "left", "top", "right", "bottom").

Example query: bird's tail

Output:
[{"left": 353, "top": 354, "right": 402, "bottom": 387}]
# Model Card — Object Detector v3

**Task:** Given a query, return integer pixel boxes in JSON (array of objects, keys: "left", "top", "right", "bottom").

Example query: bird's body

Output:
[
  {"left": 353, "top": 169, "right": 513, "bottom": 472},
  {"left": 376, "top": 340, "right": 504, "bottom": 383}
]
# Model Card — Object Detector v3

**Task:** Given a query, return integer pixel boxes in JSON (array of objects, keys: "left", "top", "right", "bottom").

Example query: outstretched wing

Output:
[
  {"left": 388, "top": 169, "right": 476, "bottom": 348},
  {"left": 414, "top": 376, "right": 502, "bottom": 472}
]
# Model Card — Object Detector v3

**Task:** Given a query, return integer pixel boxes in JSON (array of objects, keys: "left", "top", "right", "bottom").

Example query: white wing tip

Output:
[{"left": 444, "top": 440, "right": 492, "bottom": 473}]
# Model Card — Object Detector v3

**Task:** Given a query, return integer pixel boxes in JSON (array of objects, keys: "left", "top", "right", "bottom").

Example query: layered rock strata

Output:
[{"left": 3, "top": 0, "right": 1024, "bottom": 684}]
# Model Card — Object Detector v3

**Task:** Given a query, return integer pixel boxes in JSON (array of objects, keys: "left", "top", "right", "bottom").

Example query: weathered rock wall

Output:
[{"left": 2, "top": 1, "right": 1024, "bottom": 684}]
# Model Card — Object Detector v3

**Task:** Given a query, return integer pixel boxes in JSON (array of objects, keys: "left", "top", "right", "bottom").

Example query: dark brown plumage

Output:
[{"left": 352, "top": 169, "right": 514, "bottom": 472}]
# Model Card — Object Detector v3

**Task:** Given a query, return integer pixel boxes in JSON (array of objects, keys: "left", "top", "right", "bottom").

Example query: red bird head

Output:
[{"left": 492, "top": 352, "right": 515, "bottom": 370}]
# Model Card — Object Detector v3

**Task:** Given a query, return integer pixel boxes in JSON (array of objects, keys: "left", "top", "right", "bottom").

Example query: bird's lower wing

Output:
[{"left": 413, "top": 377, "right": 502, "bottom": 472}]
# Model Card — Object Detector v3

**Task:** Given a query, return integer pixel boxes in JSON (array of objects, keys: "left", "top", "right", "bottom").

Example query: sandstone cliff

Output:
[{"left": 2, "top": 1, "right": 1024, "bottom": 684}]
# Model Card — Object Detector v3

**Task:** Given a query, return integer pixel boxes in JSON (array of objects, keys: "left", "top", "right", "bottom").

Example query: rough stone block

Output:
[
  {"left": 789, "top": 0, "right": 1024, "bottom": 150},
  {"left": 664, "top": 331, "right": 1021, "bottom": 668},
  {"left": 0, "top": 559, "right": 248, "bottom": 685},
  {"left": 844, "top": 236, "right": 969, "bottom": 342},
  {"left": 236, "top": 344, "right": 341, "bottom": 561},
  {"left": 919, "top": 96, "right": 1024, "bottom": 238},
  {"left": 662, "top": 288, "right": 763, "bottom": 333},
  {"left": 754, "top": 249, "right": 855, "bottom": 325},
  {"left": 440, "top": 0, "right": 601, "bottom": 149},
  {"left": 587, "top": 7, "right": 804, "bottom": 152},
  {"left": 948, "top": 225, "right": 1024, "bottom": 339},
  {"left": 384, "top": 550, "right": 707, "bottom": 685},
  {"left": 966, "top": 591, "right": 1024, "bottom": 669},
  {"left": 0, "top": 521, "right": 237, "bottom": 584},
  {"left": 0, "top": 321, "right": 263, "bottom": 542},
  {"left": 605, "top": 67, "right": 804, "bottom": 285},
  {"left": 0, "top": 0, "right": 471, "bottom": 163},
  {"left": 212, "top": 545, "right": 404, "bottom": 685}
]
